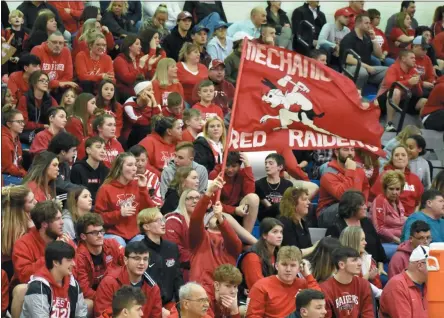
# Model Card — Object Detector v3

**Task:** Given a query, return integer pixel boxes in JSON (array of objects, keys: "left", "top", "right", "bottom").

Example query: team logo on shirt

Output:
[
  {"left": 162, "top": 91, "right": 171, "bottom": 106},
  {"left": 165, "top": 258, "right": 176, "bottom": 267},
  {"left": 404, "top": 183, "right": 416, "bottom": 191},
  {"left": 105, "top": 255, "right": 114, "bottom": 264},
  {"left": 51, "top": 297, "right": 71, "bottom": 318},
  {"left": 161, "top": 152, "right": 175, "bottom": 168},
  {"left": 335, "top": 292, "right": 359, "bottom": 313},
  {"left": 116, "top": 194, "right": 138, "bottom": 208}
]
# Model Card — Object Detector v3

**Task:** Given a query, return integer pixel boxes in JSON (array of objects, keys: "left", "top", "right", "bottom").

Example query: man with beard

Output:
[
  {"left": 317, "top": 147, "right": 369, "bottom": 219},
  {"left": 162, "top": 11, "right": 193, "bottom": 62},
  {"left": 191, "top": 59, "right": 235, "bottom": 116}
]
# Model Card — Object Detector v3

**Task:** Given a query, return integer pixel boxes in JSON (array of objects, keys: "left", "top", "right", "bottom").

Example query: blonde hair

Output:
[
  {"left": 339, "top": 226, "right": 364, "bottom": 255},
  {"left": 178, "top": 42, "right": 200, "bottom": 62},
  {"left": 279, "top": 187, "right": 309, "bottom": 219},
  {"left": 107, "top": 1, "right": 129, "bottom": 16},
  {"left": 382, "top": 170, "right": 406, "bottom": 192},
  {"left": 170, "top": 166, "right": 195, "bottom": 195},
  {"left": 66, "top": 187, "right": 90, "bottom": 223},
  {"left": 1, "top": 186, "right": 32, "bottom": 257},
  {"left": 104, "top": 152, "right": 135, "bottom": 184},
  {"left": 153, "top": 58, "right": 178, "bottom": 87},
  {"left": 79, "top": 18, "right": 100, "bottom": 42},
  {"left": 277, "top": 246, "right": 302, "bottom": 263},
  {"left": 176, "top": 188, "right": 199, "bottom": 217},
  {"left": 60, "top": 88, "right": 78, "bottom": 115},
  {"left": 396, "top": 125, "right": 421, "bottom": 144},
  {"left": 87, "top": 32, "right": 106, "bottom": 49},
  {"left": 137, "top": 207, "right": 161, "bottom": 233},
  {"left": 9, "top": 9, "right": 24, "bottom": 19},
  {"left": 203, "top": 116, "right": 226, "bottom": 146}
]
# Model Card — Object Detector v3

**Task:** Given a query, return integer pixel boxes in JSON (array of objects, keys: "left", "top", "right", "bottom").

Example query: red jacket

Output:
[
  {"left": 388, "top": 28, "right": 415, "bottom": 58},
  {"left": 31, "top": 42, "right": 73, "bottom": 90},
  {"left": 162, "top": 107, "right": 183, "bottom": 120},
  {"left": 48, "top": 1, "right": 84, "bottom": 33},
  {"left": 181, "top": 129, "right": 196, "bottom": 142},
  {"left": 73, "top": 29, "right": 115, "bottom": 62},
  {"left": 95, "top": 179, "right": 156, "bottom": 240},
  {"left": 139, "top": 132, "right": 176, "bottom": 174},
  {"left": 209, "top": 166, "right": 255, "bottom": 214},
  {"left": 75, "top": 51, "right": 114, "bottom": 83},
  {"left": 30, "top": 128, "right": 54, "bottom": 155},
  {"left": 152, "top": 80, "right": 185, "bottom": 108},
  {"left": 246, "top": 275, "right": 321, "bottom": 318},
  {"left": 377, "top": 59, "right": 423, "bottom": 97},
  {"left": 7, "top": 71, "right": 29, "bottom": 102},
  {"left": 17, "top": 94, "right": 58, "bottom": 130},
  {"left": 94, "top": 266, "right": 162, "bottom": 318},
  {"left": 317, "top": 160, "right": 369, "bottom": 217},
  {"left": 371, "top": 194, "right": 406, "bottom": 242},
  {"left": 66, "top": 116, "right": 94, "bottom": 144},
  {"left": 379, "top": 271, "right": 428, "bottom": 318},
  {"left": 113, "top": 53, "right": 149, "bottom": 98},
  {"left": 415, "top": 54, "right": 435, "bottom": 83},
  {"left": 74, "top": 239, "right": 124, "bottom": 300},
  {"left": 188, "top": 195, "right": 243, "bottom": 292},
  {"left": 77, "top": 137, "right": 124, "bottom": 169},
  {"left": 1, "top": 127, "right": 26, "bottom": 177},
  {"left": 422, "top": 76, "right": 444, "bottom": 117},
  {"left": 371, "top": 165, "right": 423, "bottom": 216},
  {"left": 1, "top": 270, "right": 9, "bottom": 313},
  {"left": 192, "top": 102, "right": 224, "bottom": 121},
  {"left": 12, "top": 227, "right": 76, "bottom": 284},
  {"left": 176, "top": 62, "right": 208, "bottom": 104},
  {"left": 372, "top": 26, "right": 389, "bottom": 53},
  {"left": 432, "top": 31, "right": 444, "bottom": 59},
  {"left": 388, "top": 240, "right": 413, "bottom": 279}
]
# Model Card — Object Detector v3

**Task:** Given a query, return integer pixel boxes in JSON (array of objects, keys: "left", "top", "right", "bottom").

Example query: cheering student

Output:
[{"left": 30, "top": 107, "right": 67, "bottom": 155}]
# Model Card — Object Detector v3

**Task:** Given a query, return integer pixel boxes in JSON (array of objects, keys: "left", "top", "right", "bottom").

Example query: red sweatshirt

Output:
[
  {"left": 139, "top": 133, "right": 176, "bottom": 174},
  {"left": 422, "top": 76, "right": 444, "bottom": 116},
  {"left": 206, "top": 284, "right": 241, "bottom": 318},
  {"left": 72, "top": 31, "right": 115, "bottom": 62},
  {"left": 246, "top": 275, "right": 321, "bottom": 318},
  {"left": 12, "top": 227, "right": 76, "bottom": 284},
  {"left": 176, "top": 62, "right": 208, "bottom": 104},
  {"left": 31, "top": 42, "right": 73, "bottom": 90},
  {"left": 372, "top": 26, "right": 389, "bottom": 53},
  {"left": 241, "top": 253, "right": 275, "bottom": 290},
  {"left": 162, "top": 107, "right": 183, "bottom": 120},
  {"left": 432, "top": 31, "right": 444, "bottom": 59},
  {"left": 317, "top": 160, "right": 369, "bottom": 217},
  {"left": 1, "top": 127, "right": 26, "bottom": 177},
  {"left": 94, "top": 266, "right": 162, "bottom": 318},
  {"left": 377, "top": 59, "right": 423, "bottom": 97},
  {"left": 320, "top": 276, "right": 373, "bottom": 318},
  {"left": 48, "top": 1, "right": 84, "bottom": 33},
  {"left": 74, "top": 239, "right": 124, "bottom": 300},
  {"left": 188, "top": 195, "right": 243, "bottom": 292},
  {"left": 388, "top": 240, "right": 413, "bottom": 279},
  {"left": 17, "top": 94, "right": 58, "bottom": 130},
  {"left": 371, "top": 194, "right": 406, "bottom": 242},
  {"left": 379, "top": 271, "right": 428, "bottom": 318},
  {"left": 415, "top": 54, "right": 435, "bottom": 83},
  {"left": 181, "top": 129, "right": 196, "bottom": 142},
  {"left": 77, "top": 137, "right": 124, "bottom": 169},
  {"left": 123, "top": 97, "right": 162, "bottom": 126},
  {"left": 209, "top": 166, "right": 255, "bottom": 214},
  {"left": 30, "top": 128, "right": 55, "bottom": 155},
  {"left": 75, "top": 51, "right": 114, "bottom": 83},
  {"left": 388, "top": 28, "right": 415, "bottom": 58},
  {"left": 95, "top": 179, "right": 155, "bottom": 240},
  {"left": 371, "top": 165, "right": 423, "bottom": 216},
  {"left": 96, "top": 103, "right": 124, "bottom": 138},
  {"left": 1, "top": 270, "right": 8, "bottom": 313},
  {"left": 152, "top": 80, "right": 185, "bottom": 108},
  {"left": 65, "top": 116, "right": 94, "bottom": 144},
  {"left": 27, "top": 181, "right": 52, "bottom": 202},
  {"left": 113, "top": 53, "right": 149, "bottom": 98},
  {"left": 191, "top": 79, "right": 235, "bottom": 115},
  {"left": 192, "top": 102, "right": 224, "bottom": 121},
  {"left": 7, "top": 71, "right": 29, "bottom": 102}
]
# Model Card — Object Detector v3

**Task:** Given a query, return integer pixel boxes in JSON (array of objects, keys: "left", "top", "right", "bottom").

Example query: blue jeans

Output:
[
  {"left": 382, "top": 243, "right": 398, "bottom": 261},
  {"left": 2, "top": 174, "right": 23, "bottom": 186},
  {"left": 104, "top": 234, "right": 144, "bottom": 247},
  {"left": 382, "top": 57, "right": 395, "bottom": 67},
  {"left": 199, "top": 12, "right": 222, "bottom": 39},
  {"left": 371, "top": 55, "right": 395, "bottom": 67}
]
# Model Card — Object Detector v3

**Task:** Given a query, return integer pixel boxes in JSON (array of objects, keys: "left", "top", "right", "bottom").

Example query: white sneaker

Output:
[{"left": 385, "top": 122, "right": 396, "bottom": 132}]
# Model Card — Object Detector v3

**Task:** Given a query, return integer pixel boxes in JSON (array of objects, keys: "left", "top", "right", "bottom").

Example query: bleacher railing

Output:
[
  {"left": 341, "top": 48, "right": 361, "bottom": 84},
  {"left": 387, "top": 81, "right": 412, "bottom": 134},
  {"left": 296, "top": 20, "right": 315, "bottom": 50}
]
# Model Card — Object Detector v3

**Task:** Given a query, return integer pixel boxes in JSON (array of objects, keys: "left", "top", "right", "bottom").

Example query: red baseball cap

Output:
[
  {"left": 209, "top": 59, "right": 225, "bottom": 69},
  {"left": 335, "top": 8, "right": 353, "bottom": 19}
]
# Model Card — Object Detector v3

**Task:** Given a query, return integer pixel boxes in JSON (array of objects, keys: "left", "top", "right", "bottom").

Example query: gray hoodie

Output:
[
  {"left": 409, "top": 156, "right": 431, "bottom": 190},
  {"left": 160, "top": 160, "right": 208, "bottom": 199},
  {"left": 61, "top": 209, "right": 76, "bottom": 241}
]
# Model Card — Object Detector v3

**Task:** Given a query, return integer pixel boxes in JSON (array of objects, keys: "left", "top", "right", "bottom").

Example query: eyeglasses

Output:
[
  {"left": 184, "top": 298, "right": 210, "bottom": 304},
  {"left": 151, "top": 217, "right": 166, "bottom": 224},
  {"left": 186, "top": 196, "right": 201, "bottom": 201},
  {"left": 9, "top": 120, "right": 25, "bottom": 125},
  {"left": 128, "top": 256, "right": 149, "bottom": 263},
  {"left": 38, "top": 79, "right": 49, "bottom": 84},
  {"left": 84, "top": 229, "right": 105, "bottom": 236}
]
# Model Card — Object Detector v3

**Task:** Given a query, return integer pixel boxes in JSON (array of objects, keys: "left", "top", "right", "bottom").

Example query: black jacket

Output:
[
  {"left": 23, "top": 89, "right": 54, "bottom": 127},
  {"left": 193, "top": 136, "right": 217, "bottom": 174},
  {"left": 102, "top": 11, "right": 136, "bottom": 37},
  {"left": 100, "top": 1, "right": 142, "bottom": 23},
  {"left": 55, "top": 161, "right": 81, "bottom": 198},
  {"left": 142, "top": 236, "right": 184, "bottom": 305},
  {"left": 16, "top": 1, "right": 65, "bottom": 33},
  {"left": 278, "top": 216, "right": 312, "bottom": 249},
  {"left": 162, "top": 26, "right": 192, "bottom": 62},
  {"left": 183, "top": 1, "right": 227, "bottom": 24},
  {"left": 266, "top": 6, "right": 291, "bottom": 35},
  {"left": 70, "top": 159, "right": 109, "bottom": 202},
  {"left": 160, "top": 188, "right": 180, "bottom": 214},
  {"left": 291, "top": 3, "right": 326, "bottom": 54}
]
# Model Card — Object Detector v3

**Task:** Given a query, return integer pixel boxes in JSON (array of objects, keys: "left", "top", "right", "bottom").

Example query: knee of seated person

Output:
[{"left": 244, "top": 193, "right": 260, "bottom": 205}]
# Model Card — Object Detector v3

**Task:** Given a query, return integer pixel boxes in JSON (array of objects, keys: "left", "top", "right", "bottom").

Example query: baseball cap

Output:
[
  {"left": 335, "top": 8, "right": 353, "bottom": 19},
  {"left": 410, "top": 245, "right": 430, "bottom": 262},
  {"left": 192, "top": 24, "right": 210, "bottom": 34},
  {"left": 214, "top": 21, "right": 229, "bottom": 31},
  {"left": 177, "top": 11, "right": 192, "bottom": 21},
  {"left": 209, "top": 59, "right": 225, "bottom": 70},
  {"left": 412, "top": 36, "right": 430, "bottom": 49},
  {"left": 232, "top": 31, "right": 253, "bottom": 42}
]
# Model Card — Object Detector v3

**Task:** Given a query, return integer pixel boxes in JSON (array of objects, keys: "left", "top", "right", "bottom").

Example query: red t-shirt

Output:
[
  {"left": 388, "top": 28, "right": 415, "bottom": 58},
  {"left": 415, "top": 54, "right": 436, "bottom": 83},
  {"left": 192, "top": 102, "right": 224, "bottom": 122},
  {"left": 176, "top": 62, "right": 208, "bottom": 105},
  {"left": 152, "top": 80, "right": 185, "bottom": 108}
]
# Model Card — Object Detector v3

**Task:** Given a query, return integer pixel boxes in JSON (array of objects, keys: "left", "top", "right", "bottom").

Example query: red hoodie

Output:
[
  {"left": 388, "top": 241, "right": 413, "bottom": 279},
  {"left": 122, "top": 97, "right": 162, "bottom": 139},
  {"left": 188, "top": 195, "right": 243, "bottom": 292},
  {"left": 7, "top": 71, "right": 29, "bottom": 102},
  {"left": 31, "top": 42, "right": 73, "bottom": 90},
  {"left": 95, "top": 179, "right": 156, "bottom": 240},
  {"left": 113, "top": 53, "right": 150, "bottom": 98},
  {"left": 432, "top": 31, "right": 444, "bottom": 59},
  {"left": 152, "top": 80, "right": 185, "bottom": 108},
  {"left": 422, "top": 76, "right": 444, "bottom": 117},
  {"left": 30, "top": 128, "right": 55, "bottom": 155},
  {"left": 12, "top": 227, "right": 76, "bottom": 284},
  {"left": 371, "top": 194, "right": 406, "bottom": 243},
  {"left": 75, "top": 51, "right": 114, "bottom": 83},
  {"left": 371, "top": 165, "right": 423, "bottom": 216},
  {"left": 77, "top": 137, "right": 124, "bottom": 169},
  {"left": 139, "top": 133, "right": 176, "bottom": 175},
  {"left": 415, "top": 54, "right": 435, "bottom": 83},
  {"left": 48, "top": 1, "right": 84, "bottom": 33},
  {"left": 65, "top": 116, "right": 94, "bottom": 144},
  {"left": 372, "top": 26, "right": 389, "bottom": 53},
  {"left": 379, "top": 271, "right": 428, "bottom": 318},
  {"left": 74, "top": 239, "right": 124, "bottom": 300},
  {"left": 317, "top": 160, "right": 369, "bottom": 217},
  {"left": 192, "top": 102, "right": 224, "bottom": 121},
  {"left": 378, "top": 59, "right": 423, "bottom": 97},
  {"left": 94, "top": 266, "right": 162, "bottom": 318},
  {"left": 1, "top": 127, "right": 26, "bottom": 177}
]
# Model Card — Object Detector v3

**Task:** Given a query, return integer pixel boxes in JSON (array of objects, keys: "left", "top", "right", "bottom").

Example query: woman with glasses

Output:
[
  {"left": 1, "top": 109, "right": 27, "bottom": 185},
  {"left": 62, "top": 187, "right": 93, "bottom": 241},
  {"left": 73, "top": 18, "right": 114, "bottom": 62},
  {"left": 138, "top": 207, "right": 183, "bottom": 317}
]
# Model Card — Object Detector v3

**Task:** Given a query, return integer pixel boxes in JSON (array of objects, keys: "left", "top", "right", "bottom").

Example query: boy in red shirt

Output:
[
  {"left": 192, "top": 80, "right": 224, "bottom": 122},
  {"left": 246, "top": 246, "right": 321, "bottom": 317},
  {"left": 182, "top": 108, "right": 203, "bottom": 142},
  {"left": 7, "top": 54, "right": 40, "bottom": 102},
  {"left": 320, "top": 247, "right": 374, "bottom": 318},
  {"left": 163, "top": 91, "right": 184, "bottom": 121}
]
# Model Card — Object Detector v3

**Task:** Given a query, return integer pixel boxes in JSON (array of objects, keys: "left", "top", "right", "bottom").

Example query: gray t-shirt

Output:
[{"left": 317, "top": 22, "right": 350, "bottom": 49}]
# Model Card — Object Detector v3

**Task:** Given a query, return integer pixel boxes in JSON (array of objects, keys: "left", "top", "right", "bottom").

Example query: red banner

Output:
[{"left": 227, "top": 40, "right": 384, "bottom": 156}]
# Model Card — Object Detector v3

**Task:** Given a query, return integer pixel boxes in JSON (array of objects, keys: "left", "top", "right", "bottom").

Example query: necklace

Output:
[{"left": 266, "top": 178, "right": 281, "bottom": 191}]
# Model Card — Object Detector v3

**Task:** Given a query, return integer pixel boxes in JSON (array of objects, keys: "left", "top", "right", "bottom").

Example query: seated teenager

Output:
[
  {"left": 7, "top": 53, "right": 41, "bottom": 103},
  {"left": 246, "top": 246, "right": 321, "bottom": 317},
  {"left": 30, "top": 107, "right": 67, "bottom": 156},
  {"left": 94, "top": 241, "right": 162, "bottom": 317},
  {"left": 62, "top": 187, "right": 93, "bottom": 241},
  {"left": 161, "top": 167, "right": 199, "bottom": 214},
  {"left": 95, "top": 152, "right": 156, "bottom": 247},
  {"left": 138, "top": 208, "right": 184, "bottom": 316},
  {"left": 65, "top": 92, "right": 97, "bottom": 144},
  {"left": 162, "top": 91, "right": 184, "bottom": 120},
  {"left": 95, "top": 80, "right": 124, "bottom": 138},
  {"left": 181, "top": 108, "right": 203, "bottom": 142},
  {"left": 21, "top": 241, "right": 88, "bottom": 317},
  {"left": 108, "top": 286, "right": 146, "bottom": 318},
  {"left": 290, "top": 289, "right": 327, "bottom": 318},
  {"left": 406, "top": 135, "right": 431, "bottom": 189},
  {"left": 70, "top": 136, "right": 109, "bottom": 203},
  {"left": 320, "top": 247, "right": 374, "bottom": 318}
]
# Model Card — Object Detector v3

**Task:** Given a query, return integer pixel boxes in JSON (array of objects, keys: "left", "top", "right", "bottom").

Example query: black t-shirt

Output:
[
  {"left": 90, "top": 252, "right": 105, "bottom": 291},
  {"left": 255, "top": 177, "right": 293, "bottom": 220},
  {"left": 131, "top": 280, "right": 143, "bottom": 288},
  {"left": 340, "top": 30, "right": 373, "bottom": 65}
]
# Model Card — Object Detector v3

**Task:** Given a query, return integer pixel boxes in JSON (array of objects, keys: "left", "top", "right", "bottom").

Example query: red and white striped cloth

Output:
[{"left": 145, "top": 168, "right": 163, "bottom": 207}]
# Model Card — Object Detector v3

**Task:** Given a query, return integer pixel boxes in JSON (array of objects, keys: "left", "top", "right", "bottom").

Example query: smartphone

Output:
[{"left": 156, "top": 46, "right": 162, "bottom": 57}]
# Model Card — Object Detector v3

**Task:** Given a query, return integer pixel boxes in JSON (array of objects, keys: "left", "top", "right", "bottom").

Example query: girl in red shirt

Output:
[
  {"left": 138, "top": 27, "right": 166, "bottom": 78},
  {"left": 59, "top": 88, "right": 77, "bottom": 115},
  {"left": 96, "top": 80, "right": 123, "bottom": 138},
  {"left": 176, "top": 43, "right": 209, "bottom": 106},
  {"left": 152, "top": 58, "right": 185, "bottom": 109},
  {"left": 66, "top": 93, "right": 97, "bottom": 144},
  {"left": 30, "top": 107, "right": 67, "bottom": 156},
  {"left": 432, "top": 6, "right": 444, "bottom": 36},
  {"left": 182, "top": 108, "right": 203, "bottom": 142},
  {"left": 2, "top": 109, "right": 27, "bottom": 181},
  {"left": 388, "top": 12, "right": 415, "bottom": 58}
]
